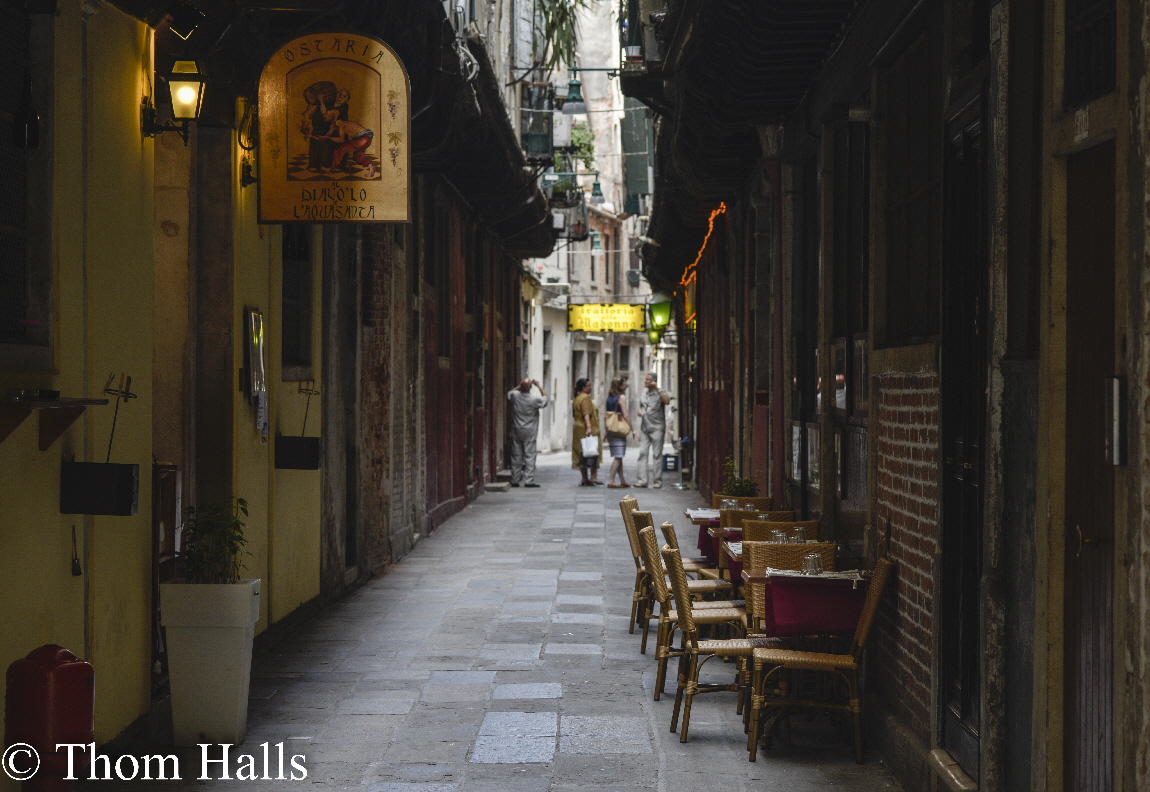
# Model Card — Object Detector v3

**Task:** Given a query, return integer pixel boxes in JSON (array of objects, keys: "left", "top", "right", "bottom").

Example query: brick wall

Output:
[{"left": 871, "top": 373, "right": 940, "bottom": 743}]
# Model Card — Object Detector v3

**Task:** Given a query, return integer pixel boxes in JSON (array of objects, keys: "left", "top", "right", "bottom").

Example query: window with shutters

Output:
[
  {"left": 0, "top": 4, "right": 52, "bottom": 371},
  {"left": 281, "top": 225, "right": 313, "bottom": 380}
]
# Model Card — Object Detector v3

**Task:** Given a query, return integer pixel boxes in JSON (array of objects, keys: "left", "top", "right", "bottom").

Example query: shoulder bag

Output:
[{"left": 605, "top": 410, "right": 631, "bottom": 437}]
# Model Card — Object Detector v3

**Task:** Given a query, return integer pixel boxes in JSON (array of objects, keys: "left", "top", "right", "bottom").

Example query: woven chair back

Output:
[
  {"left": 637, "top": 526, "right": 670, "bottom": 604},
  {"left": 742, "top": 520, "right": 819, "bottom": 543},
  {"left": 742, "top": 541, "right": 771, "bottom": 626},
  {"left": 761, "top": 541, "right": 836, "bottom": 571},
  {"left": 852, "top": 558, "right": 894, "bottom": 656},
  {"left": 658, "top": 521, "right": 681, "bottom": 551},
  {"left": 719, "top": 508, "right": 796, "bottom": 530},
  {"left": 618, "top": 496, "right": 643, "bottom": 563},
  {"left": 661, "top": 546, "right": 696, "bottom": 638},
  {"left": 711, "top": 494, "right": 773, "bottom": 510}
]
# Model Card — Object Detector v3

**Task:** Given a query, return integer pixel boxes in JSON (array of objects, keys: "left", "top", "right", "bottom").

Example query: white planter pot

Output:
[{"left": 160, "top": 579, "right": 261, "bottom": 746}]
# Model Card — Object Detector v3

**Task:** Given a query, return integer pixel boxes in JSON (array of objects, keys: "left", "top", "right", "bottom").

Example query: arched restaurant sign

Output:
[{"left": 258, "top": 33, "right": 410, "bottom": 223}]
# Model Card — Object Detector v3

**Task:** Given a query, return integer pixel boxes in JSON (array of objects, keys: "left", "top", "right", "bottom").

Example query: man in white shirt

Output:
[
  {"left": 635, "top": 372, "right": 671, "bottom": 488},
  {"left": 507, "top": 378, "right": 549, "bottom": 487}
]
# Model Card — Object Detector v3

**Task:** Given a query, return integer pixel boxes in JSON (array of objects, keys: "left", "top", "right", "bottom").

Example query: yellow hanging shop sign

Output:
[{"left": 567, "top": 303, "right": 646, "bottom": 332}]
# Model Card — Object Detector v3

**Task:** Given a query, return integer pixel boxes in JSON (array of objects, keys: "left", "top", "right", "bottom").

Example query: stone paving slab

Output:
[{"left": 145, "top": 452, "right": 902, "bottom": 792}]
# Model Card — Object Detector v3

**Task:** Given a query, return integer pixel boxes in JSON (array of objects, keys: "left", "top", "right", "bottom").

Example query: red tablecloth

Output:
[
  {"left": 696, "top": 522, "right": 721, "bottom": 561},
  {"left": 762, "top": 575, "right": 867, "bottom": 636}
]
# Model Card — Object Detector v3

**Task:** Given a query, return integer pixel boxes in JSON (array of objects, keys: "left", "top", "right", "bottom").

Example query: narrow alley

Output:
[
  {"left": 140, "top": 453, "right": 900, "bottom": 791},
  {"left": 8, "top": 2, "right": 1150, "bottom": 791}
]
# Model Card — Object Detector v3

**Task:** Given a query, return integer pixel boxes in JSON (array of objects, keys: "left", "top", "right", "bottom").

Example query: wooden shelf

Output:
[{"left": 0, "top": 398, "right": 110, "bottom": 450}]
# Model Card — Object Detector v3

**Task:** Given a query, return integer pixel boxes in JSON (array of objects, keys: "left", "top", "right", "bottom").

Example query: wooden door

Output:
[
  {"left": 938, "top": 108, "right": 987, "bottom": 778},
  {"left": 1063, "top": 139, "right": 1115, "bottom": 792}
]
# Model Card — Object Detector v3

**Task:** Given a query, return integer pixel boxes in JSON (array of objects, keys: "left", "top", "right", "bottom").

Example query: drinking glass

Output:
[{"left": 790, "top": 529, "right": 806, "bottom": 544}]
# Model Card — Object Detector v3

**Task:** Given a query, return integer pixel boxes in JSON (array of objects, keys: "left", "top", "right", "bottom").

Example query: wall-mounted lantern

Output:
[{"left": 142, "top": 60, "right": 204, "bottom": 145}]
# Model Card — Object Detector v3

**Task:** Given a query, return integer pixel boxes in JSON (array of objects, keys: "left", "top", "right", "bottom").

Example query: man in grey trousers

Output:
[
  {"left": 635, "top": 372, "right": 671, "bottom": 488},
  {"left": 507, "top": 378, "right": 549, "bottom": 488}
]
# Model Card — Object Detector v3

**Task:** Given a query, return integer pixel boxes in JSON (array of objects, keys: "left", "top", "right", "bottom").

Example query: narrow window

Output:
[
  {"left": 882, "top": 29, "right": 942, "bottom": 345},
  {"left": 1064, "top": 0, "right": 1116, "bottom": 109},
  {"left": 281, "top": 225, "right": 313, "bottom": 379}
]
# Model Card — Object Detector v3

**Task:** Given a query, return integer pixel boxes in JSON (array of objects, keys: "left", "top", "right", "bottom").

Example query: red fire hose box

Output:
[{"left": 5, "top": 645, "right": 94, "bottom": 791}]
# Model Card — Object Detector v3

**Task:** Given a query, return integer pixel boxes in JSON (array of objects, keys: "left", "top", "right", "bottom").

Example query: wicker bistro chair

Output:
[
  {"left": 760, "top": 541, "right": 837, "bottom": 572},
  {"left": 742, "top": 520, "right": 820, "bottom": 543},
  {"left": 711, "top": 495, "right": 774, "bottom": 510},
  {"left": 619, "top": 500, "right": 713, "bottom": 634},
  {"left": 722, "top": 509, "right": 795, "bottom": 528},
  {"left": 635, "top": 520, "right": 742, "bottom": 655},
  {"left": 711, "top": 511, "right": 798, "bottom": 581},
  {"left": 622, "top": 498, "right": 710, "bottom": 571},
  {"left": 739, "top": 540, "right": 836, "bottom": 639},
  {"left": 661, "top": 545, "right": 781, "bottom": 742},
  {"left": 746, "top": 558, "right": 895, "bottom": 762},
  {"left": 634, "top": 511, "right": 727, "bottom": 593},
  {"left": 649, "top": 515, "right": 733, "bottom": 598},
  {"left": 618, "top": 497, "right": 649, "bottom": 634},
  {"left": 637, "top": 526, "right": 746, "bottom": 698}
]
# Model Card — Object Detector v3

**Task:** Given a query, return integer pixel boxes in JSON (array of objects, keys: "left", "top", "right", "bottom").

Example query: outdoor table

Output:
[
  {"left": 686, "top": 508, "right": 721, "bottom": 559},
  {"left": 741, "top": 568, "right": 868, "bottom": 636},
  {"left": 725, "top": 540, "right": 745, "bottom": 584}
]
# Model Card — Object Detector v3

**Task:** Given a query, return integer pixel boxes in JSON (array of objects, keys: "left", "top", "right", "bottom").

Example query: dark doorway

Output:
[
  {"left": 938, "top": 104, "right": 986, "bottom": 779},
  {"left": 1063, "top": 139, "right": 1115, "bottom": 792}
]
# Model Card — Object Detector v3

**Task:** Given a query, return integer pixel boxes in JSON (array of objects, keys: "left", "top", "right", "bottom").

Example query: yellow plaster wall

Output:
[
  {"left": 82, "top": 9, "right": 155, "bottom": 746},
  {"left": 265, "top": 221, "right": 323, "bottom": 623},
  {"left": 231, "top": 137, "right": 322, "bottom": 632},
  {"left": 231, "top": 153, "right": 272, "bottom": 632},
  {"left": 0, "top": 4, "right": 155, "bottom": 772},
  {"left": 0, "top": 15, "right": 323, "bottom": 773}
]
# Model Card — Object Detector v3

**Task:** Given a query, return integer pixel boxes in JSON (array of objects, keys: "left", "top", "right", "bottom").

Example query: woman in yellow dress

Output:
[{"left": 571, "top": 378, "right": 603, "bottom": 486}]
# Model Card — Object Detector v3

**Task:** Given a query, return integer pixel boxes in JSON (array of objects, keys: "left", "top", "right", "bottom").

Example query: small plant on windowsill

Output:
[
  {"left": 719, "top": 457, "right": 758, "bottom": 497},
  {"left": 178, "top": 497, "right": 249, "bottom": 583}
]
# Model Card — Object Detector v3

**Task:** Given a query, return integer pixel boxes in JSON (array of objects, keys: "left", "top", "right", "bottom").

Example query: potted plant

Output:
[
  {"left": 159, "top": 498, "right": 260, "bottom": 746},
  {"left": 719, "top": 456, "right": 759, "bottom": 497}
]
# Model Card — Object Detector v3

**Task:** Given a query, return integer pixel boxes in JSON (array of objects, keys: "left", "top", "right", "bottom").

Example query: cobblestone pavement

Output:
[{"left": 129, "top": 452, "right": 902, "bottom": 791}]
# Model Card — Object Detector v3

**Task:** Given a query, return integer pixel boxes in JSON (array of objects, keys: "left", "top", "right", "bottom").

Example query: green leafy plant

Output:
[
  {"left": 719, "top": 457, "right": 759, "bottom": 497},
  {"left": 534, "top": 0, "right": 595, "bottom": 71},
  {"left": 178, "top": 498, "right": 249, "bottom": 584},
  {"left": 570, "top": 121, "right": 596, "bottom": 169}
]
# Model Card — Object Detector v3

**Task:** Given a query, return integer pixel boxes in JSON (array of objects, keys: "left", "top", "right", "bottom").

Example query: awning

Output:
[{"left": 633, "top": 0, "right": 858, "bottom": 286}]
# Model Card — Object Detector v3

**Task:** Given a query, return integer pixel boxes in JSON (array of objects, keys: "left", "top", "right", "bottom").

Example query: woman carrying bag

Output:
[
  {"left": 604, "top": 377, "right": 638, "bottom": 488},
  {"left": 571, "top": 378, "right": 603, "bottom": 486}
]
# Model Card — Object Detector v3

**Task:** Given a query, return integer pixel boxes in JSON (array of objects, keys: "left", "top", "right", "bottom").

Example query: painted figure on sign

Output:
[
  {"left": 300, "top": 81, "right": 346, "bottom": 172},
  {"left": 317, "top": 110, "right": 377, "bottom": 178}
]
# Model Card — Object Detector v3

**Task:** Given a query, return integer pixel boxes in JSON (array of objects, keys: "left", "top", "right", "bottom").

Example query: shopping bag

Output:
[
  {"left": 605, "top": 411, "right": 631, "bottom": 437},
  {"left": 580, "top": 435, "right": 599, "bottom": 457}
]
